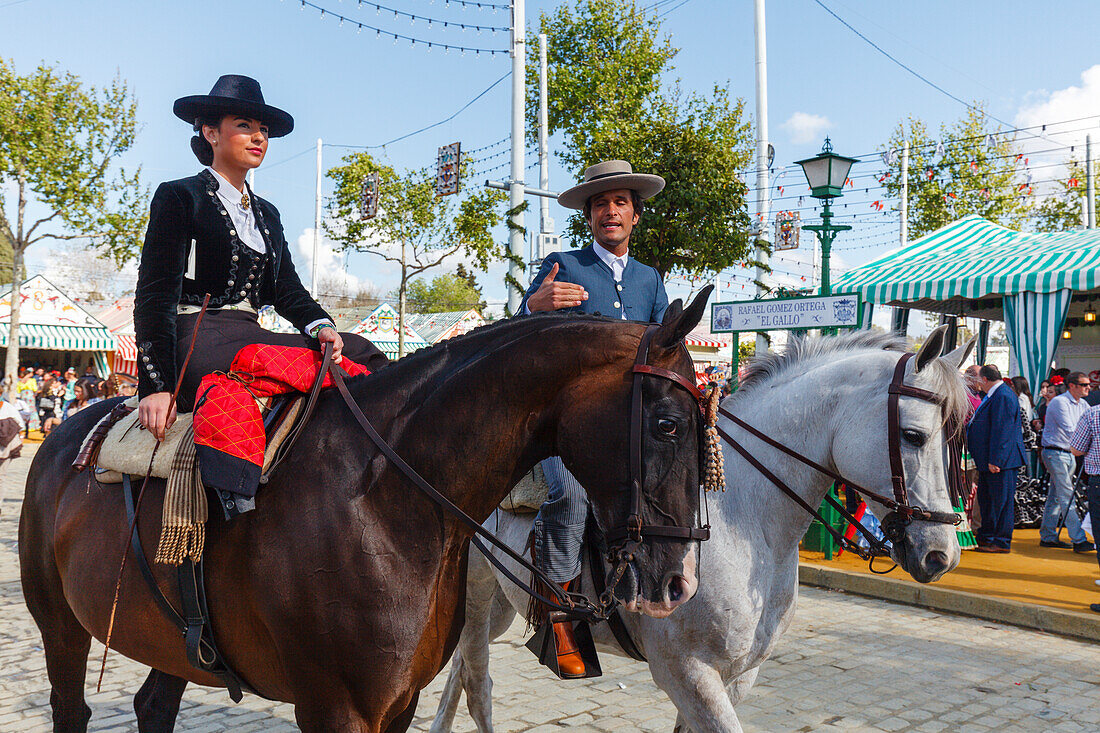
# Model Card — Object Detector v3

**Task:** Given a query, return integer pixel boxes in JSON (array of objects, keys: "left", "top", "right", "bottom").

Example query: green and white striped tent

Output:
[
  {"left": 0, "top": 274, "right": 116, "bottom": 375},
  {"left": 834, "top": 215, "right": 1100, "bottom": 392}
]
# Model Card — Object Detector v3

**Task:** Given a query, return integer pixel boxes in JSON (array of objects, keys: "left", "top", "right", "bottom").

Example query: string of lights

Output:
[
  {"left": 345, "top": 0, "right": 509, "bottom": 32},
  {"left": 294, "top": 0, "right": 509, "bottom": 55}
]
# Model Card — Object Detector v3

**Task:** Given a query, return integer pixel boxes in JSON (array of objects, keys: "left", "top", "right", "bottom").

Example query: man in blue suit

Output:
[
  {"left": 520, "top": 160, "right": 669, "bottom": 677},
  {"left": 966, "top": 364, "right": 1026, "bottom": 552}
]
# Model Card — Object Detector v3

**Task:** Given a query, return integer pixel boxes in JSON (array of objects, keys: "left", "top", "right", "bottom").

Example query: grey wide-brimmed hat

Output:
[{"left": 556, "top": 160, "right": 665, "bottom": 210}]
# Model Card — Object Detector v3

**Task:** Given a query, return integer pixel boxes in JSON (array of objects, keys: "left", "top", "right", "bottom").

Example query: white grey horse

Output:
[{"left": 431, "top": 327, "right": 973, "bottom": 733}]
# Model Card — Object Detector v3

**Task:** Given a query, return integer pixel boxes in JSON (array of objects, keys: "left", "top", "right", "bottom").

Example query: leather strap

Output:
[
  {"left": 631, "top": 365, "right": 703, "bottom": 401},
  {"left": 122, "top": 474, "right": 256, "bottom": 701},
  {"left": 886, "top": 353, "right": 912, "bottom": 507},
  {"left": 327, "top": 362, "right": 603, "bottom": 618},
  {"left": 260, "top": 342, "right": 335, "bottom": 483},
  {"left": 715, "top": 424, "right": 885, "bottom": 558},
  {"left": 586, "top": 520, "right": 647, "bottom": 662},
  {"left": 618, "top": 325, "right": 710, "bottom": 545}
]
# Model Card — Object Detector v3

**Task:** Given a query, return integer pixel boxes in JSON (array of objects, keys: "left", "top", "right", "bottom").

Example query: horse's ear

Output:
[
  {"left": 941, "top": 337, "right": 976, "bottom": 370},
  {"left": 915, "top": 325, "right": 948, "bottom": 372},
  {"left": 654, "top": 285, "right": 714, "bottom": 349},
  {"left": 662, "top": 299, "right": 684, "bottom": 325}
]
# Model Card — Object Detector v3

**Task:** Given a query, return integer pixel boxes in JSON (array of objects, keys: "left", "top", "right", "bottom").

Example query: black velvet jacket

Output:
[{"left": 134, "top": 170, "right": 329, "bottom": 397}]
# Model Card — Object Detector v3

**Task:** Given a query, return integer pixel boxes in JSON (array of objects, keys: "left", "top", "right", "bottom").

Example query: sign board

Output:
[
  {"left": 711, "top": 293, "right": 862, "bottom": 333},
  {"left": 0, "top": 274, "right": 103, "bottom": 327},
  {"left": 435, "top": 142, "right": 461, "bottom": 196},
  {"left": 774, "top": 211, "right": 800, "bottom": 251}
]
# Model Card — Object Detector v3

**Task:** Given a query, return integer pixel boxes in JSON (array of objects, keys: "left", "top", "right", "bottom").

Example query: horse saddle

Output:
[{"left": 75, "top": 395, "right": 303, "bottom": 485}]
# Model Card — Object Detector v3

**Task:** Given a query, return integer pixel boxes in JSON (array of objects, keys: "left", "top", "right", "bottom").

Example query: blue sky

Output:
[{"left": 4, "top": 0, "right": 1100, "bottom": 318}]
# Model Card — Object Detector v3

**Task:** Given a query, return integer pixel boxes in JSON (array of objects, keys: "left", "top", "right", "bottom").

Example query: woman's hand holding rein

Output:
[{"left": 316, "top": 327, "right": 344, "bottom": 364}]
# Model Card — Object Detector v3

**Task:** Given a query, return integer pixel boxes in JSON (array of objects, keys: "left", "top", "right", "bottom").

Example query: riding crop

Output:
[{"left": 97, "top": 294, "right": 210, "bottom": 691}]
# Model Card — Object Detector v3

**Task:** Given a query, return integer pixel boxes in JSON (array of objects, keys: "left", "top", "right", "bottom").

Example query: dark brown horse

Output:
[{"left": 19, "top": 290, "right": 711, "bottom": 733}]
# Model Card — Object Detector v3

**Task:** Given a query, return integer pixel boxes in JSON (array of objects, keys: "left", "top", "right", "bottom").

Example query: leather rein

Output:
[
  {"left": 716, "top": 351, "right": 961, "bottom": 565},
  {"left": 323, "top": 325, "right": 709, "bottom": 621}
]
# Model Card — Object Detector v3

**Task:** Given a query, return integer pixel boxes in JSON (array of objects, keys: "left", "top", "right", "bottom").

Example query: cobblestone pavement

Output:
[{"left": 4, "top": 442, "right": 1100, "bottom": 732}]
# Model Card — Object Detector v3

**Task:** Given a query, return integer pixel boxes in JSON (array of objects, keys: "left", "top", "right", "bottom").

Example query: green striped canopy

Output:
[
  {"left": 0, "top": 324, "right": 115, "bottom": 351},
  {"left": 834, "top": 215, "right": 1100, "bottom": 303}
]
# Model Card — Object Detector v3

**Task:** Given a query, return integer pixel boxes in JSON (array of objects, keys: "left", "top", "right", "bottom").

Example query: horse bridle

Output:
[
  {"left": 327, "top": 325, "right": 710, "bottom": 621},
  {"left": 716, "top": 351, "right": 961, "bottom": 564}
]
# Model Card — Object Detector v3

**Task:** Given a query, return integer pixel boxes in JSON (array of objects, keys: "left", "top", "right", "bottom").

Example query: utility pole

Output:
[
  {"left": 752, "top": 0, "right": 770, "bottom": 355},
  {"left": 900, "top": 139, "right": 909, "bottom": 246},
  {"left": 312, "top": 137, "right": 322, "bottom": 296},
  {"left": 398, "top": 239, "right": 407, "bottom": 359},
  {"left": 1087, "top": 134, "right": 1095, "bottom": 229},
  {"left": 538, "top": 33, "right": 552, "bottom": 240},
  {"left": 507, "top": 0, "right": 527, "bottom": 314}
]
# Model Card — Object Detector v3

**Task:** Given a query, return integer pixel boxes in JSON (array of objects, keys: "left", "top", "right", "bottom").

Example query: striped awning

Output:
[
  {"left": 113, "top": 333, "right": 136, "bottom": 360},
  {"left": 0, "top": 324, "right": 115, "bottom": 351},
  {"left": 833, "top": 215, "right": 1100, "bottom": 304},
  {"left": 685, "top": 335, "right": 726, "bottom": 348},
  {"left": 370, "top": 338, "right": 429, "bottom": 360}
]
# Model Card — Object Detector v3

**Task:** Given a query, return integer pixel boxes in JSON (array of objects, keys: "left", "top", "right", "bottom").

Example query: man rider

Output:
[{"left": 520, "top": 160, "right": 669, "bottom": 677}]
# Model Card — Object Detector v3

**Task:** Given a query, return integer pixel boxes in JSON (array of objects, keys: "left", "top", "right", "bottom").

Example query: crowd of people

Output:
[
  {"left": 4, "top": 365, "right": 135, "bottom": 438},
  {"left": 963, "top": 364, "right": 1100, "bottom": 613}
]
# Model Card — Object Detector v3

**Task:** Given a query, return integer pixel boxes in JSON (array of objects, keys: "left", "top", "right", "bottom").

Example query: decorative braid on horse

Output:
[{"left": 703, "top": 388, "right": 725, "bottom": 493}]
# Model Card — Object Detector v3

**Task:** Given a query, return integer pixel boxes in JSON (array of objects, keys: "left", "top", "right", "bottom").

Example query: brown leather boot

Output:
[{"left": 551, "top": 581, "right": 586, "bottom": 678}]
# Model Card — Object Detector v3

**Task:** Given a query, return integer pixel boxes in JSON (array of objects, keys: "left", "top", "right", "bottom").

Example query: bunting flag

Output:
[
  {"left": 935, "top": 141, "right": 945, "bottom": 159},
  {"left": 871, "top": 200, "right": 884, "bottom": 211},
  {"left": 985, "top": 133, "right": 997, "bottom": 149},
  {"left": 926, "top": 167, "right": 935, "bottom": 181},
  {"left": 882, "top": 148, "right": 898, "bottom": 166},
  {"left": 969, "top": 161, "right": 979, "bottom": 172},
  {"left": 1069, "top": 177, "right": 1080, "bottom": 188}
]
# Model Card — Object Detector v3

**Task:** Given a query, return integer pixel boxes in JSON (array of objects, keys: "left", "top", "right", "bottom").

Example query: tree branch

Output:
[{"left": 22, "top": 210, "right": 62, "bottom": 243}]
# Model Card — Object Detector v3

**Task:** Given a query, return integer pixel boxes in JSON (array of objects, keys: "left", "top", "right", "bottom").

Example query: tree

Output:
[
  {"left": 1032, "top": 157, "right": 1098, "bottom": 232},
  {"left": 527, "top": 0, "right": 755, "bottom": 278},
  {"left": 404, "top": 266, "right": 486, "bottom": 314},
  {"left": 313, "top": 272, "right": 384, "bottom": 311},
  {"left": 325, "top": 153, "right": 505, "bottom": 356},
  {"left": 882, "top": 106, "right": 1031, "bottom": 240},
  {"left": 0, "top": 59, "right": 146, "bottom": 390}
]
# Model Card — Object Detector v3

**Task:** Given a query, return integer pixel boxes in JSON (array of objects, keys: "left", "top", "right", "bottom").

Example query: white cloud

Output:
[
  {"left": 781, "top": 112, "right": 832, "bottom": 145},
  {"left": 293, "top": 228, "right": 372, "bottom": 295},
  {"left": 1015, "top": 65, "right": 1100, "bottom": 155}
]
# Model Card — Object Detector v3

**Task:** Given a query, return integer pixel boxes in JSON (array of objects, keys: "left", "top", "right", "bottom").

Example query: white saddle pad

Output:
[
  {"left": 500, "top": 463, "right": 550, "bottom": 514},
  {"left": 88, "top": 397, "right": 193, "bottom": 483}
]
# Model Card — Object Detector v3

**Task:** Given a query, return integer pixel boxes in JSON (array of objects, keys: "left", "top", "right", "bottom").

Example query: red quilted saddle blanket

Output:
[{"left": 193, "top": 344, "right": 372, "bottom": 496}]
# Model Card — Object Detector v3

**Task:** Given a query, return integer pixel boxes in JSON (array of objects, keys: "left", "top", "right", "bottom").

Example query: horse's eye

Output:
[
  {"left": 658, "top": 418, "right": 677, "bottom": 435},
  {"left": 901, "top": 429, "right": 926, "bottom": 447}
]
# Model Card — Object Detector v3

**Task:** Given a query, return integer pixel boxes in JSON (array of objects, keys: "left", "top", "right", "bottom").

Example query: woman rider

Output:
[{"left": 135, "top": 75, "right": 388, "bottom": 439}]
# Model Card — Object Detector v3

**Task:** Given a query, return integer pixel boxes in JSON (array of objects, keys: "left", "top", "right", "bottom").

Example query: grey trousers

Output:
[{"left": 533, "top": 456, "right": 590, "bottom": 583}]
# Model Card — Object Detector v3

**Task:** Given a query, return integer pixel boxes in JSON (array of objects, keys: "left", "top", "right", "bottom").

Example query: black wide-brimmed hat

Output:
[{"left": 173, "top": 75, "right": 294, "bottom": 138}]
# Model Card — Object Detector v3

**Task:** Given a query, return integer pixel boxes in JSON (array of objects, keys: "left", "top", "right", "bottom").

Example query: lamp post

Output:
[{"left": 796, "top": 138, "right": 857, "bottom": 297}]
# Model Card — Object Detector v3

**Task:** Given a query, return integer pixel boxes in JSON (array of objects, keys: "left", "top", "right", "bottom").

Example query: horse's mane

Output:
[
  {"left": 349, "top": 311, "right": 635, "bottom": 395},
  {"left": 737, "top": 330, "right": 970, "bottom": 429}
]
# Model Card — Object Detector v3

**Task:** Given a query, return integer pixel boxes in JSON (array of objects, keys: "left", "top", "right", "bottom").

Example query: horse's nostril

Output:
[
  {"left": 667, "top": 576, "right": 686, "bottom": 602},
  {"left": 926, "top": 550, "right": 948, "bottom": 571}
]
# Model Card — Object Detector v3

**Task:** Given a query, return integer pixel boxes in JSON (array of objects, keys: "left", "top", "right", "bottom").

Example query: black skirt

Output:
[{"left": 173, "top": 309, "right": 389, "bottom": 412}]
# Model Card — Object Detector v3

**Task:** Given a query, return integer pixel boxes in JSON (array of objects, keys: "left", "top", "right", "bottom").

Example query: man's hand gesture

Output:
[{"left": 526, "top": 262, "right": 588, "bottom": 312}]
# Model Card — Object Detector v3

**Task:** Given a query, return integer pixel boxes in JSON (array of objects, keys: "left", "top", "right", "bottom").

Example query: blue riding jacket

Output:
[{"left": 519, "top": 245, "right": 669, "bottom": 322}]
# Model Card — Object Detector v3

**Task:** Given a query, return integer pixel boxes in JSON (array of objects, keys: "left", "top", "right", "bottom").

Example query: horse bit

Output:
[{"left": 716, "top": 351, "right": 962, "bottom": 569}]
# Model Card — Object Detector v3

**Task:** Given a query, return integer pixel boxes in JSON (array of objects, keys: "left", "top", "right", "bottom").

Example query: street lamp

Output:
[{"left": 796, "top": 138, "right": 858, "bottom": 297}]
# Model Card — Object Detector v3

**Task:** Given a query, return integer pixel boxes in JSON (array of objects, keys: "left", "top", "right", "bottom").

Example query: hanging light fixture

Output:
[
  {"left": 1085, "top": 303, "right": 1096, "bottom": 323},
  {"left": 1063, "top": 328, "right": 1073, "bottom": 340}
]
